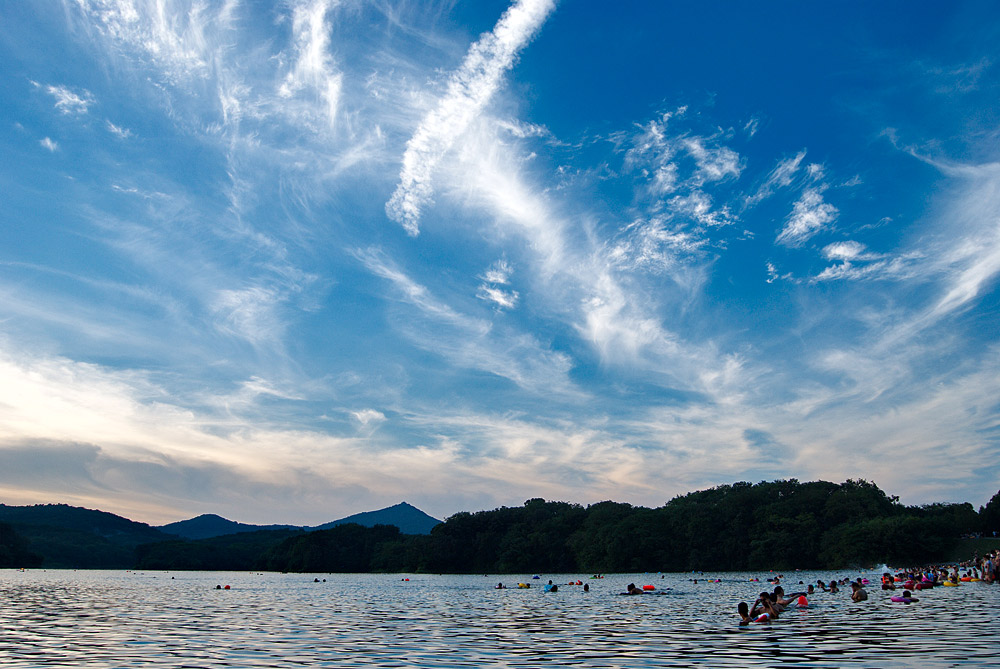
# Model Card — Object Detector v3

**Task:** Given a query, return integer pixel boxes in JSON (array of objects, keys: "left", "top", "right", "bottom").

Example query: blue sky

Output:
[{"left": 1, "top": 0, "right": 998, "bottom": 525}]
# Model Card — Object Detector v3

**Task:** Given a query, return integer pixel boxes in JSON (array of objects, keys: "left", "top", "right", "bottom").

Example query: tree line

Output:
[{"left": 131, "top": 479, "right": 1000, "bottom": 573}]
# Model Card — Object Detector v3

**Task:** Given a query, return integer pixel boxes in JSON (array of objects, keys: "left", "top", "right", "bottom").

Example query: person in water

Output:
[
  {"left": 772, "top": 585, "right": 807, "bottom": 609},
  {"left": 624, "top": 583, "right": 644, "bottom": 595},
  {"left": 748, "top": 592, "right": 780, "bottom": 621},
  {"left": 828, "top": 580, "right": 839, "bottom": 593},
  {"left": 850, "top": 582, "right": 868, "bottom": 602}
]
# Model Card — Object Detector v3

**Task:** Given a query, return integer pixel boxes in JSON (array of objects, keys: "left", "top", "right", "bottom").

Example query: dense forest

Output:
[
  {"left": 0, "top": 503, "right": 176, "bottom": 568},
  {"left": 131, "top": 479, "right": 1000, "bottom": 573}
]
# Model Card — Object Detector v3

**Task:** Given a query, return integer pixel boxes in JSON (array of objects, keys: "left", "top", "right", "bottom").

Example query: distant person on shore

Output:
[{"left": 850, "top": 582, "right": 868, "bottom": 602}]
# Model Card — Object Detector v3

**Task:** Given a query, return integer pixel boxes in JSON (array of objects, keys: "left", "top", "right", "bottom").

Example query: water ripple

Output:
[{"left": 0, "top": 570, "right": 998, "bottom": 667}]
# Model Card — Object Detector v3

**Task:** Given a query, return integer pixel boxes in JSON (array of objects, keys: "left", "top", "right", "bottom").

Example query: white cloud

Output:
[
  {"left": 610, "top": 217, "right": 706, "bottom": 274},
  {"left": 45, "top": 84, "right": 95, "bottom": 115},
  {"left": 807, "top": 163, "right": 825, "bottom": 180},
  {"left": 482, "top": 259, "right": 513, "bottom": 284},
  {"left": 477, "top": 259, "right": 519, "bottom": 309},
  {"left": 477, "top": 285, "right": 519, "bottom": 309},
  {"left": 385, "top": 0, "right": 556, "bottom": 235},
  {"left": 684, "top": 137, "right": 742, "bottom": 184},
  {"left": 746, "top": 150, "right": 806, "bottom": 206},
  {"left": 355, "top": 247, "right": 574, "bottom": 395},
  {"left": 352, "top": 408, "right": 386, "bottom": 425},
  {"left": 106, "top": 120, "right": 133, "bottom": 138},
  {"left": 39, "top": 137, "right": 59, "bottom": 151},
  {"left": 277, "top": 0, "right": 342, "bottom": 129},
  {"left": 822, "top": 240, "right": 867, "bottom": 261},
  {"left": 211, "top": 286, "right": 284, "bottom": 345},
  {"left": 776, "top": 187, "right": 838, "bottom": 246},
  {"left": 666, "top": 190, "right": 734, "bottom": 228}
]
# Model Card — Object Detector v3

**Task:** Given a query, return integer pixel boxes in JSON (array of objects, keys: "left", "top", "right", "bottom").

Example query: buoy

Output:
[
  {"left": 797, "top": 596, "right": 808, "bottom": 607},
  {"left": 224, "top": 585, "right": 231, "bottom": 590},
  {"left": 642, "top": 585, "right": 655, "bottom": 591}
]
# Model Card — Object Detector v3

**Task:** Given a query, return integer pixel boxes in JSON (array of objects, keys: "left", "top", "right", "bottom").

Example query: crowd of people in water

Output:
[
  {"left": 736, "top": 548, "right": 999, "bottom": 625},
  {"left": 488, "top": 549, "right": 999, "bottom": 626}
]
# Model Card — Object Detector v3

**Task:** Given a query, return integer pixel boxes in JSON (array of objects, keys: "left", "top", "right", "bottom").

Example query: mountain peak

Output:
[{"left": 311, "top": 502, "right": 440, "bottom": 535}]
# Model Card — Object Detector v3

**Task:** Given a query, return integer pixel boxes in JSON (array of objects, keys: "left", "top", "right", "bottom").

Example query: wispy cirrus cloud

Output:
[
  {"left": 776, "top": 187, "right": 838, "bottom": 246},
  {"left": 385, "top": 0, "right": 556, "bottom": 235},
  {"left": 813, "top": 240, "right": 920, "bottom": 282},
  {"left": 477, "top": 259, "right": 519, "bottom": 310},
  {"left": 277, "top": 0, "right": 342, "bottom": 130},
  {"left": 354, "top": 247, "right": 576, "bottom": 396},
  {"left": 106, "top": 120, "right": 133, "bottom": 138},
  {"left": 38, "top": 83, "right": 95, "bottom": 114},
  {"left": 745, "top": 149, "right": 806, "bottom": 206}
]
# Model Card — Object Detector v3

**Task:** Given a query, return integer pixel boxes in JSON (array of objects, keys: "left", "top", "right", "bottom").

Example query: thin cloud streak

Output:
[{"left": 386, "top": 0, "right": 556, "bottom": 235}]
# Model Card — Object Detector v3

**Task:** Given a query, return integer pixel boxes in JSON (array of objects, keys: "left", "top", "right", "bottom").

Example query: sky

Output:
[{"left": 1, "top": 0, "right": 999, "bottom": 526}]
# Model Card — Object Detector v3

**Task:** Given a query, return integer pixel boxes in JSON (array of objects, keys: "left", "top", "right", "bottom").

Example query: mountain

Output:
[
  {"left": 157, "top": 514, "right": 298, "bottom": 540},
  {"left": 0, "top": 503, "right": 177, "bottom": 568},
  {"left": 311, "top": 502, "right": 441, "bottom": 535},
  {"left": 157, "top": 502, "right": 442, "bottom": 540}
]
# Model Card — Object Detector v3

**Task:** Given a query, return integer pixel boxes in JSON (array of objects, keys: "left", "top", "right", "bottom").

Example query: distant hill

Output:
[
  {"left": 0, "top": 503, "right": 177, "bottom": 568},
  {"left": 311, "top": 502, "right": 441, "bottom": 535},
  {"left": 158, "top": 514, "right": 298, "bottom": 540},
  {"left": 157, "top": 502, "right": 442, "bottom": 540}
]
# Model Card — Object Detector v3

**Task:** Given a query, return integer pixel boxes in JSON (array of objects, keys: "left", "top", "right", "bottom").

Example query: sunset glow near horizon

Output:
[{"left": 1, "top": 0, "right": 998, "bottom": 525}]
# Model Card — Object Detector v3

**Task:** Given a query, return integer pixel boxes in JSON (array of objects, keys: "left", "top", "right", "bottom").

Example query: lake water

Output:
[{"left": 1, "top": 569, "right": 998, "bottom": 667}]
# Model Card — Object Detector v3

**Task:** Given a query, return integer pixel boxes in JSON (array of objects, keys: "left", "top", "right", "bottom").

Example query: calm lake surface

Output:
[{"left": 1, "top": 569, "right": 998, "bottom": 667}]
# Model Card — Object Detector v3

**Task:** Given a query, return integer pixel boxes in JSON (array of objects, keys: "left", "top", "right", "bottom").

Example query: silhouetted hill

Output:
[
  {"left": 311, "top": 502, "right": 441, "bottom": 535},
  {"left": 157, "top": 514, "right": 298, "bottom": 540},
  {"left": 0, "top": 503, "right": 176, "bottom": 568},
  {"left": 155, "top": 502, "right": 442, "bottom": 540}
]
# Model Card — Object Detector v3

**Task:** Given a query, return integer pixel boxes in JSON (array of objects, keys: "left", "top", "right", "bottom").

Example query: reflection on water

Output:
[{"left": 1, "top": 570, "right": 998, "bottom": 667}]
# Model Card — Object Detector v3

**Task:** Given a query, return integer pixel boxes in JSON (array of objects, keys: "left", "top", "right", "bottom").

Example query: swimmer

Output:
[
  {"left": 850, "top": 582, "right": 868, "bottom": 602},
  {"left": 624, "top": 583, "right": 644, "bottom": 595},
  {"left": 737, "top": 602, "right": 753, "bottom": 625},
  {"left": 772, "top": 585, "right": 807, "bottom": 609},
  {"left": 749, "top": 592, "right": 780, "bottom": 621}
]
